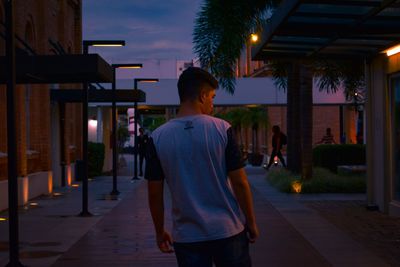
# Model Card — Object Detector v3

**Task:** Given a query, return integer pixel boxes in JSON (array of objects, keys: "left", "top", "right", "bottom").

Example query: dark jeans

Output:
[
  {"left": 139, "top": 153, "right": 145, "bottom": 175},
  {"left": 173, "top": 230, "right": 251, "bottom": 267}
]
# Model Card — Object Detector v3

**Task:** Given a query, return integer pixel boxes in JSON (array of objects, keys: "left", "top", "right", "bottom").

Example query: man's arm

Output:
[
  {"left": 145, "top": 137, "right": 173, "bottom": 253},
  {"left": 147, "top": 180, "right": 173, "bottom": 253},
  {"left": 228, "top": 168, "right": 259, "bottom": 243}
]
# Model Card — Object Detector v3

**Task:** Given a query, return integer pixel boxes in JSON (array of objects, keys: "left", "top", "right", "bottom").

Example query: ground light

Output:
[
  {"left": 291, "top": 180, "right": 302, "bottom": 193},
  {"left": 0, "top": 217, "right": 7, "bottom": 222}
]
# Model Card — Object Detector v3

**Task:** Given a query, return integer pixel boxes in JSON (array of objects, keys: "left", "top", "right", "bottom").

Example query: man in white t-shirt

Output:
[{"left": 145, "top": 67, "right": 258, "bottom": 267}]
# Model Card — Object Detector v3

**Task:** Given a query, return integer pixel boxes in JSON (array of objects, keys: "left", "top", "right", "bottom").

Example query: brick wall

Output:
[{"left": 0, "top": 0, "right": 82, "bottom": 181}]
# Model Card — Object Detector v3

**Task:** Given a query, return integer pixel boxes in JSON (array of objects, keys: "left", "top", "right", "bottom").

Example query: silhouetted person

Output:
[
  {"left": 137, "top": 127, "right": 149, "bottom": 176},
  {"left": 316, "top": 127, "right": 336, "bottom": 144},
  {"left": 265, "top": 125, "right": 287, "bottom": 170}
]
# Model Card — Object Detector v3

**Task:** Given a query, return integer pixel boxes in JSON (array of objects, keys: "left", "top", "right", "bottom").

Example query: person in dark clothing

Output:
[
  {"left": 265, "top": 125, "right": 287, "bottom": 170},
  {"left": 316, "top": 127, "right": 337, "bottom": 144},
  {"left": 137, "top": 127, "right": 149, "bottom": 176}
]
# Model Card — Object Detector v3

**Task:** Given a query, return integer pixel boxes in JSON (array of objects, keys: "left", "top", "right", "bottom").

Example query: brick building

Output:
[
  {"left": 233, "top": 40, "right": 360, "bottom": 156},
  {"left": 0, "top": 0, "right": 83, "bottom": 210}
]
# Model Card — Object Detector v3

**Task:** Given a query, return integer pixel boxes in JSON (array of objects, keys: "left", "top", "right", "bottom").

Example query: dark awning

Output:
[
  {"left": 252, "top": 0, "right": 400, "bottom": 60},
  {"left": 50, "top": 89, "right": 146, "bottom": 103},
  {"left": 0, "top": 54, "right": 113, "bottom": 84}
]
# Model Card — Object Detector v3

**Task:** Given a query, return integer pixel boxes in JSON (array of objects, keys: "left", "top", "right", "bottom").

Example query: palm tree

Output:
[
  {"left": 193, "top": 0, "right": 364, "bottom": 179},
  {"left": 242, "top": 107, "right": 268, "bottom": 154}
]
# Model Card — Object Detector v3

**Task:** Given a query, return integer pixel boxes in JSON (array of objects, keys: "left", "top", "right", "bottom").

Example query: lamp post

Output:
[
  {"left": 5, "top": 1, "right": 23, "bottom": 266},
  {"left": 110, "top": 64, "right": 142, "bottom": 196},
  {"left": 132, "top": 78, "right": 159, "bottom": 180},
  {"left": 80, "top": 40, "right": 125, "bottom": 216}
]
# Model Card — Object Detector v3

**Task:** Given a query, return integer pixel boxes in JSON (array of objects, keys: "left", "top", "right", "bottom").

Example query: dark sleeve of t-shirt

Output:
[
  {"left": 225, "top": 127, "right": 246, "bottom": 172},
  {"left": 144, "top": 137, "right": 165, "bottom": 181}
]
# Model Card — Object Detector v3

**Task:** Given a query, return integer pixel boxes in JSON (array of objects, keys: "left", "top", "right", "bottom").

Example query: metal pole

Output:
[
  {"left": 132, "top": 79, "right": 139, "bottom": 180},
  {"left": 60, "top": 103, "right": 66, "bottom": 187},
  {"left": 5, "top": 1, "right": 24, "bottom": 266},
  {"left": 79, "top": 44, "right": 92, "bottom": 216},
  {"left": 110, "top": 67, "right": 120, "bottom": 194}
]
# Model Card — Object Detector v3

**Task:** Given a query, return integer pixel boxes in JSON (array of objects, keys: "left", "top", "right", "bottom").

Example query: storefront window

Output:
[{"left": 393, "top": 77, "right": 400, "bottom": 201}]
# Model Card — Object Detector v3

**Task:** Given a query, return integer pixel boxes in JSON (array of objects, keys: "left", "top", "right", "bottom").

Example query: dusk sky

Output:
[{"left": 83, "top": 0, "right": 203, "bottom": 65}]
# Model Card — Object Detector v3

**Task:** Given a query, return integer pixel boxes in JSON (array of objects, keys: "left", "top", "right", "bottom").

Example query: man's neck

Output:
[{"left": 176, "top": 102, "right": 203, "bottom": 118}]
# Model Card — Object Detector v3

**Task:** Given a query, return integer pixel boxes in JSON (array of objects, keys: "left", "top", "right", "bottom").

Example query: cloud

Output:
[{"left": 83, "top": 0, "right": 202, "bottom": 60}]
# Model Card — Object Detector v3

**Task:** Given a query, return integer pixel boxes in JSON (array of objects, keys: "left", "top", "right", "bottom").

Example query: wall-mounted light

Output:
[
  {"left": 385, "top": 44, "right": 400, "bottom": 57},
  {"left": 250, "top": 33, "right": 259, "bottom": 43},
  {"left": 88, "top": 117, "right": 97, "bottom": 128}
]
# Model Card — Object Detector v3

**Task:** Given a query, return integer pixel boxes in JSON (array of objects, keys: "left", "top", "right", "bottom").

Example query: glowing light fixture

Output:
[
  {"left": 83, "top": 40, "right": 125, "bottom": 47},
  {"left": 291, "top": 180, "right": 302, "bottom": 193},
  {"left": 113, "top": 63, "right": 143, "bottom": 69},
  {"left": 88, "top": 119, "right": 97, "bottom": 128},
  {"left": 251, "top": 33, "right": 259, "bottom": 43},
  {"left": 72, "top": 184, "right": 80, "bottom": 188},
  {"left": 29, "top": 202, "right": 39, "bottom": 206},
  {"left": 385, "top": 44, "right": 400, "bottom": 57},
  {"left": 0, "top": 217, "right": 7, "bottom": 221},
  {"left": 53, "top": 192, "right": 63, "bottom": 196}
]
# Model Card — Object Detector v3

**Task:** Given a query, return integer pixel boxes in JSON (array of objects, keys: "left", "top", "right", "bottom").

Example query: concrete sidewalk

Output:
[{"left": 0, "top": 166, "right": 389, "bottom": 266}]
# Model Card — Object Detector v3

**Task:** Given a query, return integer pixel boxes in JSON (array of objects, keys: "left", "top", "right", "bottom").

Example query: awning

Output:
[
  {"left": 252, "top": 0, "right": 400, "bottom": 60},
  {"left": 0, "top": 54, "right": 113, "bottom": 83},
  {"left": 51, "top": 89, "right": 146, "bottom": 103}
]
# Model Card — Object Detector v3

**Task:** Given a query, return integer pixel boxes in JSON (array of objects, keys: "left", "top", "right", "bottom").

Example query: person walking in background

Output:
[
  {"left": 264, "top": 125, "right": 287, "bottom": 171},
  {"left": 316, "top": 127, "right": 337, "bottom": 144},
  {"left": 145, "top": 67, "right": 258, "bottom": 267},
  {"left": 137, "top": 127, "right": 149, "bottom": 176}
]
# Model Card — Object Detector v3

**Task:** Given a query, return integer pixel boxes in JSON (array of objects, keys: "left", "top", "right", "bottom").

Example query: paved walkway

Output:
[{"left": 0, "top": 166, "right": 389, "bottom": 267}]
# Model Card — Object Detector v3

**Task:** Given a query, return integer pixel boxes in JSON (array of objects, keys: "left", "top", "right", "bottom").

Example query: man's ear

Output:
[{"left": 198, "top": 90, "right": 206, "bottom": 104}]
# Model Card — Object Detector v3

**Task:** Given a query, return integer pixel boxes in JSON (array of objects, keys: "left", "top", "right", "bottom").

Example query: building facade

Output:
[{"left": 0, "top": 0, "right": 82, "bottom": 210}]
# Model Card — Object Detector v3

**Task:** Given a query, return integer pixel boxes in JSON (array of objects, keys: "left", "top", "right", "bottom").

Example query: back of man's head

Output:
[{"left": 177, "top": 67, "right": 218, "bottom": 102}]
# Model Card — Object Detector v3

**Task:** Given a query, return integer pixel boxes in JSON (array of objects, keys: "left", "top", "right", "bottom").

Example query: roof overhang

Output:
[
  {"left": 252, "top": 0, "right": 400, "bottom": 61},
  {"left": 0, "top": 54, "right": 113, "bottom": 84},
  {"left": 51, "top": 89, "right": 146, "bottom": 103}
]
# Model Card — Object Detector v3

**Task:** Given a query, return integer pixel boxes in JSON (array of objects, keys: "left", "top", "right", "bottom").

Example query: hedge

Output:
[
  {"left": 313, "top": 144, "right": 366, "bottom": 173},
  {"left": 88, "top": 142, "right": 105, "bottom": 178}
]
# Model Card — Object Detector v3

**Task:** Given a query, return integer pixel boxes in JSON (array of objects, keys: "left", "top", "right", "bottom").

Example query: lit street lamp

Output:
[
  {"left": 132, "top": 78, "right": 159, "bottom": 180},
  {"left": 110, "top": 63, "right": 142, "bottom": 196},
  {"left": 80, "top": 40, "right": 125, "bottom": 216}
]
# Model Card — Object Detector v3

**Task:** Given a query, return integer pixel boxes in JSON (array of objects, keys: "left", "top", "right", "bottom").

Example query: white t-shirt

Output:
[{"left": 145, "top": 114, "right": 245, "bottom": 243}]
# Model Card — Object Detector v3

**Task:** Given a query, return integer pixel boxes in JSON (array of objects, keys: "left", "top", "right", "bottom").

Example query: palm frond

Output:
[{"left": 193, "top": 0, "right": 278, "bottom": 94}]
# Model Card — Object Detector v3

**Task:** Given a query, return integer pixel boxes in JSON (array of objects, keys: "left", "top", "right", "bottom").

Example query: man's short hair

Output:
[{"left": 177, "top": 67, "right": 218, "bottom": 102}]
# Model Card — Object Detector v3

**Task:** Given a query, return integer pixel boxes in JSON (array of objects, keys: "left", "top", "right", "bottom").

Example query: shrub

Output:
[
  {"left": 88, "top": 142, "right": 105, "bottom": 178},
  {"left": 313, "top": 144, "right": 366, "bottom": 173},
  {"left": 266, "top": 167, "right": 366, "bottom": 194}
]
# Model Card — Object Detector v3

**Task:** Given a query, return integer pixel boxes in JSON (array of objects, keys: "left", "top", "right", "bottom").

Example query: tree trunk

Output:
[
  {"left": 299, "top": 64, "right": 313, "bottom": 180},
  {"left": 287, "top": 62, "right": 302, "bottom": 173}
]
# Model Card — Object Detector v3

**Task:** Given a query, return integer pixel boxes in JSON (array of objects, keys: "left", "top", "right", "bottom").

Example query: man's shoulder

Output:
[{"left": 202, "top": 115, "right": 231, "bottom": 128}]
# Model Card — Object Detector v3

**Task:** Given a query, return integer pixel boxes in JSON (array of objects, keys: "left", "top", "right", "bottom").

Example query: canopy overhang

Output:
[
  {"left": 252, "top": 0, "right": 400, "bottom": 61},
  {"left": 0, "top": 54, "right": 113, "bottom": 83},
  {"left": 51, "top": 89, "right": 146, "bottom": 103}
]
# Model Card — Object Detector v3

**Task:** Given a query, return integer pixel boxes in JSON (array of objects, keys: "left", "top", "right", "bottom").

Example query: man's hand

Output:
[
  {"left": 246, "top": 223, "right": 259, "bottom": 243},
  {"left": 156, "top": 230, "right": 174, "bottom": 253}
]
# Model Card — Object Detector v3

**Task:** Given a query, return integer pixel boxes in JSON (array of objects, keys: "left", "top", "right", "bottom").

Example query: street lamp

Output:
[
  {"left": 132, "top": 78, "right": 159, "bottom": 180},
  {"left": 80, "top": 40, "right": 125, "bottom": 217},
  {"left": 110, "top": 63, "right": 142, "bottom": 196}
]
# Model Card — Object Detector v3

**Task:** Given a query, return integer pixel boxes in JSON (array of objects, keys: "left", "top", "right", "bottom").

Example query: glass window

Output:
[{"left": 392, "top": 77, "right": 400, "bottom": 201}]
